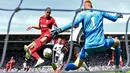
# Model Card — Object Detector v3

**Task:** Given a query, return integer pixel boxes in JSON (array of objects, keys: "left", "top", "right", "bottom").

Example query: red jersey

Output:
[{"left": 39, "top": 16, "right": 57, "bottom": 32}]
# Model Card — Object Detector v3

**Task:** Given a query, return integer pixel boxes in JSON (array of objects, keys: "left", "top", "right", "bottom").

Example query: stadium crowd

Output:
[{"left": 0, "top": 48, "right": 124, "bottom": 72}]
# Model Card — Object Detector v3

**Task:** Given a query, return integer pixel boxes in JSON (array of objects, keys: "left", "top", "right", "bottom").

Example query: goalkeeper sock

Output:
[
  {"left": 114, "top": 45, "right": 121, "bottom": 66},
  {"left": 65, "top": 63, "right": 77, "bottom": 71}
]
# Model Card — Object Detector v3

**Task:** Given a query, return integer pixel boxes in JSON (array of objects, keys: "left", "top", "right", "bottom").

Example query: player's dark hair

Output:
[{"left": 45, "top": 7, "right": 51, "bottom": 11}]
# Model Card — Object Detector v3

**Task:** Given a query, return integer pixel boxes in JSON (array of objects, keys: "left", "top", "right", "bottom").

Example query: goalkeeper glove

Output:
[
  {"left": 51, "top": 28, "right": 63, "bottom": 38},
  {"left": 117, "top": 13, "right": 123, "bottom": 18}
]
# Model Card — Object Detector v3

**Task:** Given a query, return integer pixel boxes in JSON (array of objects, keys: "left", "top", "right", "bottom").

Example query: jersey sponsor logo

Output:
[{"left": 40, "top": 24, "right": 47, "bottom": 28}]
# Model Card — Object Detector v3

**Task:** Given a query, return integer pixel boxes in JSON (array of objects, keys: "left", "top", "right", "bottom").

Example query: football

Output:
[{"left": 43, "top": 48, "right": 52, "bottom": 59}]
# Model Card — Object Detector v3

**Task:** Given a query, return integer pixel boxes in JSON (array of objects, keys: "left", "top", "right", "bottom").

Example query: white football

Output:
[{"left": 43, "top": 48, "right": 52, "bottom": 59}]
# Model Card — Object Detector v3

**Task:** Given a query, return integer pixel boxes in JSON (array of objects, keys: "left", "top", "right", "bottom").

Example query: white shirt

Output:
[
  {"left": 53, "top": 44, "right": 64, "bottom": 57},
  {"left": 68, "top": 24, "right": 82, "bottom": 42}
]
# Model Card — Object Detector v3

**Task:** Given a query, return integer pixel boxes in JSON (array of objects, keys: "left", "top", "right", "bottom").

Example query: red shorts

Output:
[
  {"left": 35, "top": 30, "right": 52, "bottom": 43},
  {"left": 9, "top": 63, "right": 14, "bottom": 68}
]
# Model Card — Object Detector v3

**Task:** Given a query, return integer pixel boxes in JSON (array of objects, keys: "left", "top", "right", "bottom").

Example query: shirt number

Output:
[{"left": 91, "top": 17, "right": 95, "bottom": 28}]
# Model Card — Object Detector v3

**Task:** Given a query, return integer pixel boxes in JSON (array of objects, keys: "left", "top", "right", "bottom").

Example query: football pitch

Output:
[
  {"left": 103, "top": 70, "right": 130, "bottom": 73},
  {"left": 60, "top": 71, "right": 130, "bottom": 73},
  {"left": 65, "top": 69, "right": 130, "bottom": 73},
  {"left": 95, "top": 70, "right": 130, "bottom": 73},
  {"left": 126, "top": 70, "right": 130, "bottom": 73}
]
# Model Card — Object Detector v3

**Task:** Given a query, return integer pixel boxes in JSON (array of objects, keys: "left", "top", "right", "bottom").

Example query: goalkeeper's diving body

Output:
[{"left": 51, "top": 0, "right": 123, "bottom": 72}]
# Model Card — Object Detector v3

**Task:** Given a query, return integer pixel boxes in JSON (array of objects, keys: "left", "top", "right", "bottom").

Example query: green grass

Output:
[
  {"left": 126, "top": 70, "right": 130, "bottom": 73},
  {"left": 102, "top": 70, "right": 130, "bottom": 73}
]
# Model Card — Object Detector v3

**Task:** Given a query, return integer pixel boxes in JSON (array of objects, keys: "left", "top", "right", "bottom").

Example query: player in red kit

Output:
[
  {"left": 9, "top": 56, "right": 15, "bottom": 72},
  {"left": 108, "top": 47, "right": 124, "bottom": 67},
  {"left": 5, "top": 62, "right": 10, "bottom": 72},
  {"left": 24, "top": 7, "right": 58, "bottom": 68}
]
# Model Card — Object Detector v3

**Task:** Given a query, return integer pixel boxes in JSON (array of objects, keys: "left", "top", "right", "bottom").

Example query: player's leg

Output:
[
  {"left": 73, "top": 44, "right": 89, "bottom": 71},
  {"left": 24, "top": 31, "right": 49, "bottom": 59},
  {"left": 55, "top": 48, "right": 87, "bottom": 73},
  {"left": 24, "top": 36, "right": 47, "bottom": 68},
  {"left": 24, "top": 42, "right": 35, "bottom": 59},
  {"left": 24, "top": 36, "right": 47, "bottom": 56},
  {"left": 112, "top": 37, "right": 121, "bottom": 68},
  {"left": 105, "top": 37, "right": 121, "bottom": 68},
  {"left": 24, "top": 42, "right": 35, "bottom": 50},
  {"left": 31, "top": 37, "right": 48, "bottom": 54},
  {"left": 26, "top": 60, "right": 30, "bottom": 71},
  {"left": 108, "top": 50, "right": 115, "bottom": 66},
  {"left": 30, "top": 30, "right": 52, "bottom": 54},
  {"left": 75, "top": 52, "right": 89, "bottom": 71},
  {"left": 52, "top": 46, "right": 66, "bottom": 70},
  {"left": 120, "top": 56, "right": 124, "bottom": 67},
  {"left": 55, "top": 42, "right": 89, "bottom": 71},
  {"left": 65, "top": 48, "right": 87, "bottom": 71},
  {"left": 31, "top": 52, "right": 44, "bottom": 68},
  {"left": 75, "top": 51, "right": 89, "bottom": 71},
  {"left": 9, "top": 63, "right": 13, "bottom": 72},
  {"left": 33, "top": 32, "right": 52, "bottom": 67},
  {"left": 26, "top": 42, "right": 35, "bottom": 49},
  {"left": 26, "top": 66, "right": 30, "bottom": 71},
  {"left": 24, "top": 41, "right": 41, "bottom": 60},
  {"left": 32, "top": 37, "right": 48, "bottom": 68},
  {"left": 5, "top": 65, "right": 9, "bottom": 72},
  {"left": 111, "top": 50, "right": 115, "bottom": 62},
  {"left": 57, "top": 53, "right": 64, "bottom": 67},
  {"left": 24, "top": 67, "right": 26, "bottom": 71},
  {"left": 108, "top": 47, "right": 124, "bottom": 67}
]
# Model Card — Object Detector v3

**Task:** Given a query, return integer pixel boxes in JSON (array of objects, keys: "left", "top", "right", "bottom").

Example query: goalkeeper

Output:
[{"left": 51, "top": 0, "right": 123, "bottom": 72}]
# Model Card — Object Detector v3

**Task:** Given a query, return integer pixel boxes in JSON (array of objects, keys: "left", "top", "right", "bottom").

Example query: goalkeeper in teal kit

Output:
[{"left": 51, "top": 1, "right": 123, "bottom": 72}]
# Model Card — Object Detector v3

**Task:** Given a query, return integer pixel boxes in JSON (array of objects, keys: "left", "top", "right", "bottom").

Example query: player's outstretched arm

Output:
[
  {"left": 102, "top": 12, "right": 123, "bottom": 22},
  {"left": 26, "top": 25, "right": 40, "bottom": 31},
  {"left": 51, "top": 12, "right": 85, "bottom": 38},
  {"left": 117, "top": 13, "right": 123, "bottom": 18},
  {"left": 51, "top": 28, "right": 63, "bottom": 38}
]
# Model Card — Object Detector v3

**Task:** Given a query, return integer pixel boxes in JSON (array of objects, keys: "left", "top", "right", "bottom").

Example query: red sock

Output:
[
  {"left": 31, "top": 52, "right": 40, "bottom": 60},
  {"left": 29, "top": 38, "right": 43, "bottom": 60}
]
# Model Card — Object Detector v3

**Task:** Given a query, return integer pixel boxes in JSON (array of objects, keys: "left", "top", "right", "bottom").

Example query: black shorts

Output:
[
  {"left": 68, "top": 41, "right": 81, "bottom": 55},
  {"left": 26, "top": 59, "right": 31, "bottom": 66},
  {"left": 63, "top": 41, "right": 81, "bottom": 61}
]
